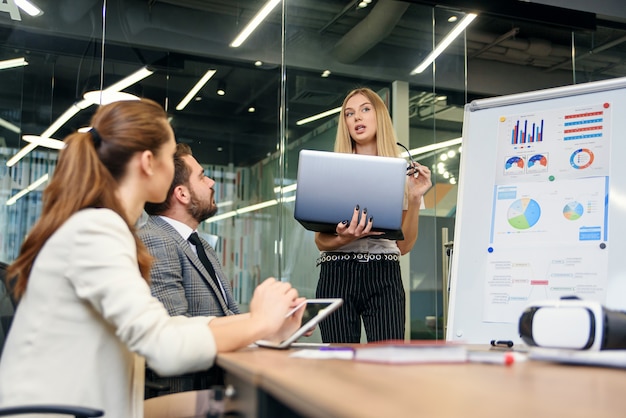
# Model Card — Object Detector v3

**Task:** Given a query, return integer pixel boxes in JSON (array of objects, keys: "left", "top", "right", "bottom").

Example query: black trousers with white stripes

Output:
[{"left": 315, "top": 257, "right": 405, "bottom": 343}]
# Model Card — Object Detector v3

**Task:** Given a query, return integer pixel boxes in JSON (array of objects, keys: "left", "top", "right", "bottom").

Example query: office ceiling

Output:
[{"left": 1, "top": 0, "right": 625, "bottom": 167}]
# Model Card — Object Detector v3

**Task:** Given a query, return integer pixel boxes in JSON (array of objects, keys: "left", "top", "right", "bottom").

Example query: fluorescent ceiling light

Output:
[
  {"left": 0, "top": 57, "right": 28, "bottom": 70},
  {"left": 273, "top": 184, "right": 297, "bottom": 194},
  {"left": 237, "top": 199, "right": 278, "bottom": 214},
  {"left": 0, "top": 117, "right": 20, "bottom": 133},
  {"left": 7, "top": 67, "right": 153, "bottom": 167},
  {"left": 104, "top": 66, "right": 153, "bottom": 93},
  {"left": 6, "top": 173, "right": 49, "bottom": 206},
  {"left": 176, "top": 69, "right": 217, "bottom": 111},
  {"left": 401, "top": 137, "right": 463, "bottom": 160},
  {"left": 296, "top": 106, "right": 342, "bottom": 126},
  {"left": 15, "top": 0, "right": 43, "bottom": 17},
  {"left": 206, "top": 211, "right": 238, "bottom": 223},
  {"left": 410, "top": 13, "right": 477, "bottom": 75},
  {"left": 230, "top": 0, "right": 281, "bottom": 48},
  {"left": 22, "top": 135, "right": 65, "bottom": 150},
  {"left": 83, "top": 91, "right": 140, "bottom": 106}
]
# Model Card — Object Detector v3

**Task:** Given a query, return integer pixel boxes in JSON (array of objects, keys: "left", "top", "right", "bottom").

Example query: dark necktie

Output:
[{"left": 188, "top": 232, "right": 223, "bottom": 295}]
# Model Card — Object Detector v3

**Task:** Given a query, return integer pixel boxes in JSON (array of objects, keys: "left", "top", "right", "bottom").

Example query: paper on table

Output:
[
  {"left": 529, "top": 348, "right": 626, "bottom": 368},
  {"left": 289, "top": 348, "right": 354, "bottom": 360}
]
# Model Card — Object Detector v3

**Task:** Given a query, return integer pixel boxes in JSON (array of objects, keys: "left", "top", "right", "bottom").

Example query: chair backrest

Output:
[{"left": 0, "top": 261, "right": 15, "bottom": 358}]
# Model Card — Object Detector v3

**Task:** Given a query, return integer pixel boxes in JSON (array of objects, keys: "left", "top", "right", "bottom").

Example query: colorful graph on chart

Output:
[
  {"left": 570, "top": 148, "right": 595, "bottom": 169},
  {"left": 507, "top": 198, "right": 541, "bottom": 230},
  {"left": 527, "top": 154, "right": 548, "bottom": 173},
  {"left": 505, "top": 156, "right": 525, "bottom": 173},
  {"left": 563, "top": 109, "right": 606, "bottom": 141},
  {"left": 563, "top": 201, "right": 584, "bottom": 220},
  {"left": 510, "top": 117, "right": 544, "bottom": 145}
]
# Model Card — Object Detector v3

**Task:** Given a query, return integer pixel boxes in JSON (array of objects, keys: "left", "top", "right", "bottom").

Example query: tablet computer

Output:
[{"left": 255, "top": 298, "right": 343, "bottom": 349}]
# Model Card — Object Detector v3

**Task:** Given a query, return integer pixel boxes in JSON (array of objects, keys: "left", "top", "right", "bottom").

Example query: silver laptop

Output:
[{"left": 294, "top": 149, "right": 407, "bottom": 240}]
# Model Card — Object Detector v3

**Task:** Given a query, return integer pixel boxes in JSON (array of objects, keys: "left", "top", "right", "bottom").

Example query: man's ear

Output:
[
  {"left": 139, "top": 150, "right": 154, "bottom": 176},
  {"left": 174, "top": 184, "right": 190, "bottom": 204}
]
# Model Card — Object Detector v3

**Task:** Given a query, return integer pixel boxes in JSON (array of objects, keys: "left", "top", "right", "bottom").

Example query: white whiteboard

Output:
[{"left": 447, "top": 77, "right": 626, "bottom": 344}]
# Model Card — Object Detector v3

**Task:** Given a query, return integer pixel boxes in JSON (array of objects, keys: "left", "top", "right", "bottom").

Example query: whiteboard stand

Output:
[{"left": 441, "top": 226, "right": 453, "bottom": 340}]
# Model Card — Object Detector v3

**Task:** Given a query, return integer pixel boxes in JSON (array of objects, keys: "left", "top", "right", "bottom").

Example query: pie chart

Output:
[
  {"left": 507, "top": 198, "right": 541, "bottom": 230},
  {"left": 563, "top": 201, "right": 584, "bottom": 220}
]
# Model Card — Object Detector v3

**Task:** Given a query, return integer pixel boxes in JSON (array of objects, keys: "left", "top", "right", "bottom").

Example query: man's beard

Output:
[{"left": 188, "top": 188, "right": 218, "bottom": 223}]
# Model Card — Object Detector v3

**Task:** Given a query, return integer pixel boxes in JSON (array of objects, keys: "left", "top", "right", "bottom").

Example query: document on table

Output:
[
  {"left": 289, "top": 347, "right": 355, "bottom": 360},
  {"left": 529, "top": 348, "right": 626, "bottom": 368}
]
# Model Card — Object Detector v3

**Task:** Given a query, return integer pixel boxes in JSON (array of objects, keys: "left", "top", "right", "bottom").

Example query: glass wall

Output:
[{"left": 1, "top": 0, "right": 625, "bottom": 341}]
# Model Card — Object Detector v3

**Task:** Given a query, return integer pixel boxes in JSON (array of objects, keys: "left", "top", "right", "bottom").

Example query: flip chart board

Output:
[{"left": 447, "top": 77, "right": 626, "bottom": 344}]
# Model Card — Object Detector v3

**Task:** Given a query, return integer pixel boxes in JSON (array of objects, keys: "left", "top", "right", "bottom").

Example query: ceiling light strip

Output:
[
  {"left": 0, "top": 57, "right": 28, "bottom": 70},
  {"left": 411, "top": 13, "right": 477, "bottom": 75},
  {"left": 0, "top": 117, "right": 20, "bottom": 133},
  {"left": 22, "top": 135, "right": 65, "bottom": 150},
  {"left": 104, "top": 67, "right": 154, "bottom": 94},
  {"left": 14, "top": 0, "right": 43, "bottom": 17},
  {"left": 296, "top": 106, "right": 342, "bottom": 126},
  {"left": 6, "top": 173, "right": 49, "bottom": 206},
  {"left": 6, "top": 67, "right": 153, "bottom": 167},
  {"left": 176, "top": 69, "right": 217, "bottom": 111},
  {"left": 230, "top": 0, "right": 281, "bottom": 48},
  {"left": 404, "top": 137, "right": 463, "bottom": 158}
]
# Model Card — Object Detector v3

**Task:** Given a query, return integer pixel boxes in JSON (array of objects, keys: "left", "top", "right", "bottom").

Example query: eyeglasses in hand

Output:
[{"left": 396, "top": 142, "right": 420, "bottom": 178}]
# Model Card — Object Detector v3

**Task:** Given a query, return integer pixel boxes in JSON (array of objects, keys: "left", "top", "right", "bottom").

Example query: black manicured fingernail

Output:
[
  {"left": 355, "top": 204, "right": 359, "bottom": 211},
  {"left": 342, "top": 220, "right": 348, "bottom": 225},
  {"left": 369, "top": 217, "right": 373, "bottom": 223},
  {"left": 363, "top": 207, "right": 367, "bottom": 215}
]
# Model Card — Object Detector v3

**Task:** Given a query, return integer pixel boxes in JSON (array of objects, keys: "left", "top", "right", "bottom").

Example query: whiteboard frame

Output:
[{"left": 447, "top": 76, "right": 626, "bottom": 344}]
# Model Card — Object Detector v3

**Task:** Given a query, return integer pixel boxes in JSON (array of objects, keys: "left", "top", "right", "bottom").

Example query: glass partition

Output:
[{"left": 1, "top": 0, "right": 625, "bottom": 343}]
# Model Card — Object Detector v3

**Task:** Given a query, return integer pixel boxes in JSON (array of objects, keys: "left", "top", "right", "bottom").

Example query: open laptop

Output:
[
  {"left": 255, "top": 299, "right": 343, "bottom": 349},
  {"left": 294, "top": 150, "right": 407, "bottom": 240}
]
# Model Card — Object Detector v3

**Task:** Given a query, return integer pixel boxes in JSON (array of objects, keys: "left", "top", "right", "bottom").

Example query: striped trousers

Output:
[{"left": 315, "top": 256, "right": 405, "bottom": 343}]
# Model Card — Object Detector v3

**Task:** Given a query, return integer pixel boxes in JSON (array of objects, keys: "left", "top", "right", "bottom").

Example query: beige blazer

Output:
[{"left": 0, "top": 209, "right": 217, "bottom": 418}]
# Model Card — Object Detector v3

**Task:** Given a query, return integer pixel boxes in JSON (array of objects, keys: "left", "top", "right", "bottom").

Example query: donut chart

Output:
[
  {"left": 505, "top": 156, "right": 524, "bottom": 173},
  {"left": 570, "top": 148, "right": 594, "bottom": 169},
  {"left": 527, "top": 154, "right": 548, "bottom": 172},
  {"left": 507, "top": 198, "right": 541, "bottom": 230},
  {"left": 563, "top": 201, "right": 584, "bottom": 220}
]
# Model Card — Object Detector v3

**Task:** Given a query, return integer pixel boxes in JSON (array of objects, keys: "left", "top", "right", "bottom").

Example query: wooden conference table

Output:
[{"left": 216, "top": 345, "right": 626, "bottom": 418}]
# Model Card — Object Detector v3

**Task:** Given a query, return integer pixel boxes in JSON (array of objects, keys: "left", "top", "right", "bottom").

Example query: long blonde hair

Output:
[
  {"left": 7, "top": 99, "right": 170, "bottom": 299},
  {"left": 334, "top": 87, "right": 400, "bottom": 158}
]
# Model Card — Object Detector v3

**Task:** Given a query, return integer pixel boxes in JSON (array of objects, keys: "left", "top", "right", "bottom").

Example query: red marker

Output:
[{"left": 468, "top": 351, "right": 516, "bottom": 366}]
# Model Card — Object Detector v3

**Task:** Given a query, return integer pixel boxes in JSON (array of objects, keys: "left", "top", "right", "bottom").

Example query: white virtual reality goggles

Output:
[{"left": 519, "top": 297, "right": 626, "bottom": 351}]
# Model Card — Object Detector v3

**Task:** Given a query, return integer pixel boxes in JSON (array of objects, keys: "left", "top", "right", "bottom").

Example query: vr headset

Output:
[{"left": 519, "top": 297, "right": 626, "bottom": 350}]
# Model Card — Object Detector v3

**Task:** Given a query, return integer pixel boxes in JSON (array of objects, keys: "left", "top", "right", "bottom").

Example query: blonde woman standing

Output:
[{"left": 315, "top": 88, "right": 432, "bottom": 343}]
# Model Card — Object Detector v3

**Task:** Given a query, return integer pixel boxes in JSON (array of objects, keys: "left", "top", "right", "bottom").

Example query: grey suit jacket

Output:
[
  {"left": 138, "top": 216, "right": 240, "bottom": 396},
  {"left": 138, "top": 216, "right": 240, "bottom": 318}
]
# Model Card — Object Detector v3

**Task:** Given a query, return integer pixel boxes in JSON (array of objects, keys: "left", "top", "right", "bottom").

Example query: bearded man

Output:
[{"left": 139, "top": 143, "right": 239, "bottom": 396}]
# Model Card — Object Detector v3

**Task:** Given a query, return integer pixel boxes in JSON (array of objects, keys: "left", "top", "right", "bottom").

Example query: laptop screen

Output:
[{"left": 294, "top": 150, "right": 407, "bottom": 240}]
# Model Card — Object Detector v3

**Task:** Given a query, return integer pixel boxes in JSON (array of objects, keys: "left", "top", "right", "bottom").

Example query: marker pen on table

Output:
[
  {"left": 490, "top": 339, "right": 514, "bottom": 348},
  {"left": 468, "top": 351, "right": 515, "bottom": 366}
]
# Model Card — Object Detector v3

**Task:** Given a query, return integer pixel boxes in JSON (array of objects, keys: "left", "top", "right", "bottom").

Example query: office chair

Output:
[{"left": 0, "top": 262, "right": 104, "bottom": 418}]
